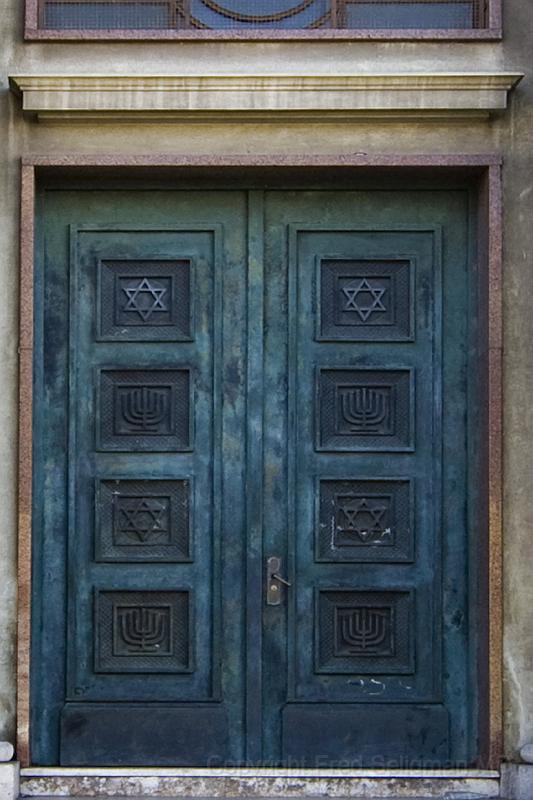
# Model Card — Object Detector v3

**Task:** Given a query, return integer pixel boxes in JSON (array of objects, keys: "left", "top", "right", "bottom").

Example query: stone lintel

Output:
[{"left": 9, "top": 72, "right": 523, "bottom": 123}]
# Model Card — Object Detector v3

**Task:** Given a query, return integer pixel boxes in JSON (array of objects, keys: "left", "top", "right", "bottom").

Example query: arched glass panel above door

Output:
[{"left": 37, "top": 0, "right": 485, "bottom": 31}]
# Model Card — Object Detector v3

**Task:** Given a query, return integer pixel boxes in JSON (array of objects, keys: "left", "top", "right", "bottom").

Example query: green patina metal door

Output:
[{"left": 32, "top": 183, "right": 480, "bottom": 767}]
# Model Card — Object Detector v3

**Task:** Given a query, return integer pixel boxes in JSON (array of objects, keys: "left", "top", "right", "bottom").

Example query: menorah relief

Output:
[
  {"left": 116, "top": 385, "right": 172, "bottom": 434},
  {"left": 115, "top": 605, "right": 171, "bottom": 655},
  {"left": 97, "top": 590, "right": 188, "bottom": 673},
  {"left": 100, "top": 369, "right": 189, "bottom": 451},
  {"left": 319, "top": 590, "right": 409, "bottom": 672},
  {"left": 336, "top": 606, "right": 393, "bottom": 656},
  {"left": 337, "top": 386, "right": 392, "bottom": 435}
]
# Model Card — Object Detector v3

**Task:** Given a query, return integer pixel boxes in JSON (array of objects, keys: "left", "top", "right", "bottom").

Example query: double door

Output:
[{"left": 32, "top": 186, "right": 478, "bottom": 767}]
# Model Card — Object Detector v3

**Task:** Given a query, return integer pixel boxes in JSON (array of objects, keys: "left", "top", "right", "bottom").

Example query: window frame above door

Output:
[{"left": 24, "top": 0, "right": 502, "bottom": 40}]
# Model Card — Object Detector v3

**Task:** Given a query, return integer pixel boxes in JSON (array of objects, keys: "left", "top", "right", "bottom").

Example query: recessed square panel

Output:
[
  {"left": 97, "top": 368, "right": 191, "bottom": 452},
  {"left": 96, "top": 479, "right": 191, "bottom": 562},
  {"left": 317, "top": 590, "right": 413, "bottom": 675},
  {"left": 98, "top": 259, "right": 192, "bottom": 341},
  {"left": 317, "top": 479, "right": 413, "bottom": 562},
  {"left": 317, "top": 368, "right": 414, "bottom": 451},
  {"left": 95, "top": 590, "right": 190, "bottom": 674},
  {"left": 318, "top": 259, "right": 413, "bottom": 341}
]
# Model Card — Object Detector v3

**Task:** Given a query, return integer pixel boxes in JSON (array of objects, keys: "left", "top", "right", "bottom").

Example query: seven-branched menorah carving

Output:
[
  {"left": 118, "top": 606, "right": 169, "bottom": 653},
  {"left": 120, "top": 387, "right": 169, "bottom": 432},
  {"left": 338, "top": 607, "right": 390, "bottom": 653},
  {"left": 340, "top": 387, "right": 389, "bottom": 432}
]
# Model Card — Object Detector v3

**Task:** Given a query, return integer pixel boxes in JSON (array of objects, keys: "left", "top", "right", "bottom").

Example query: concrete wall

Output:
[{"left": 1, "top": 0, "right": 532, "bottom": 762}]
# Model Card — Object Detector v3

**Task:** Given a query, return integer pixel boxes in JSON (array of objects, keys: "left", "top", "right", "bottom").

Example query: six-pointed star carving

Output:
[
  {"left": 122, "top": 278, "right": 168, "bottom": 321},
  {"left": 339, "top": 497, "right": 387, "bottom": 541},
  {"left": 342, "top": 277, "right": 386, "bottom": 322},
  {"left": 118, "top": 498, "right": 168, "bottom": 543}
]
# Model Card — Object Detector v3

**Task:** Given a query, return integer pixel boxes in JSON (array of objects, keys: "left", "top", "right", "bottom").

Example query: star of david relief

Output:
[
  {"left": 122, "top": 277, "right": 168, "bottom": 322},
  {"left": 97, "top": 478, "right": 190, "bottom": 562},
  {"left": 318, "top": 479, "right": 411, "bottom": 562},
  {"left": 115, "top": 496, "right": 170, "bottom": 544},
  {"left": 336, "top": 495, "right": 392, "bottom": 544},
  {"left": 341, "top": 277, "right": 387, "bottom": 322}
]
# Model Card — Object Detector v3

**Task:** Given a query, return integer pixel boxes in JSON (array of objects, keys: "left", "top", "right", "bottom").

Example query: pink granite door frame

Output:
[{"left": 17, "top": 155, "right": 503, "bottom": 769}]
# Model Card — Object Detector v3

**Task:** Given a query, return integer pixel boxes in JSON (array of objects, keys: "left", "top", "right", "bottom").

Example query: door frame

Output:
[{"left": 16, "top": 154, "right": 503, "bottom": 769}]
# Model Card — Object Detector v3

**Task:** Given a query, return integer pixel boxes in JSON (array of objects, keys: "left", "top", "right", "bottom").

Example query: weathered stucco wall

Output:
[{"left": 0, "top": 0, "right": 533, "bottom": 763}]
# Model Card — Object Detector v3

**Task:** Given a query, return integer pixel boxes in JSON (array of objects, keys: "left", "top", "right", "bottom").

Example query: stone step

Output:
[
  {"left": 18, "top": 793, "right": 500, "bottom": 800},
  {"left": 18, "top": 774, "right": 501, "bottom": 800}
]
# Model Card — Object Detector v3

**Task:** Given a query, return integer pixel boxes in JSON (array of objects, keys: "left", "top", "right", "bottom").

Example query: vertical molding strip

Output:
[
  {"left": 25, "top": 0, "right": 39, "bottom": 33},
  {"left": 245, "top": 191, "right": 265, "bottom": 763},
  {"left": 17, "top": 164, "right": 35, "bottom": 768},
  {"left": 286, "top": 224, "right": 298, "bottom": 703},
  {"left": 212, "top": 224, "right": 224, "bottom": 705},
  {"left": 487, "top": 164, "right": 503, "bottom": 768}
]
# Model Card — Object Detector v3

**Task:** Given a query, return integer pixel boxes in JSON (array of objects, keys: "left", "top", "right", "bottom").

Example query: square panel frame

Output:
[
  {"left": 315, "top": 365, "right": 416, "bottom": 452},
  {"left": 94, "top": 475, "right": 194, "bottom": 563},
  {"left": 94, "top": 587, "right": 194, "bottom": 674},
  {"left": 314, "top": 587, "right": 416, "bottom": 675},
  {"left": 96, "top": 256, "right": 195, "bottom": 342},
  {"left": 315, "top": 475, "right": 415, "bottom": 563},
  {"left": 95, "top": 366, "right": 194, "bottom": 452},
  {"left": 315, "top": 255, "right": 416, "bottom": 342}
]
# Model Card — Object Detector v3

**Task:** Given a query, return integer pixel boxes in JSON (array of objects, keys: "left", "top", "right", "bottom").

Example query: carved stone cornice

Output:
[{"left": 9, "top": 72, "right": 523, "bottom": 122}]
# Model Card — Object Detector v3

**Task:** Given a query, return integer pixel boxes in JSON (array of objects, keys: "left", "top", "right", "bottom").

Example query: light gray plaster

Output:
[{"left": 0, "top": 761, "right": 19, "bottom": 800}]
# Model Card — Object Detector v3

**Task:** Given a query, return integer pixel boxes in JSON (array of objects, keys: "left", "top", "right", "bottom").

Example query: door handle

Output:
[{"left": 266, "top": 556, "right": 291, "bottom": 606}]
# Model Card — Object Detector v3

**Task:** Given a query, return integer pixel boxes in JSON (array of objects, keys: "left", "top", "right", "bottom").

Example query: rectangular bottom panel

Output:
[
  {"left": 60, "top": 703, "right": 228, "bottom": 766},
  {"left": 282, "top": 704, "right": 450, "bottom": 768}
]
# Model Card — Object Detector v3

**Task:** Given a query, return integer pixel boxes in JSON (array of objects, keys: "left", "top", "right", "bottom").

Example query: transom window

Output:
[{"left": 37, "top": 0, "right": 486, "bottom": 31}]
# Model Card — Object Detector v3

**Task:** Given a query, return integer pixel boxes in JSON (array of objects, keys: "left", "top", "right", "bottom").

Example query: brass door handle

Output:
[{"left": 266, "top": 556, "right": 291, "bottom": 605}]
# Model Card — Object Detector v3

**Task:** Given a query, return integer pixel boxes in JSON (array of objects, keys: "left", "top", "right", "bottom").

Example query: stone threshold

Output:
[
  {"left": 21, "top": 768, "right": 501, "bottom": 777},
  {"left": 19, "top": 768, "right": 500, "bottom": 799},
  {"left": 19, "top": 793, "right": 500, "bottom": 800}
]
